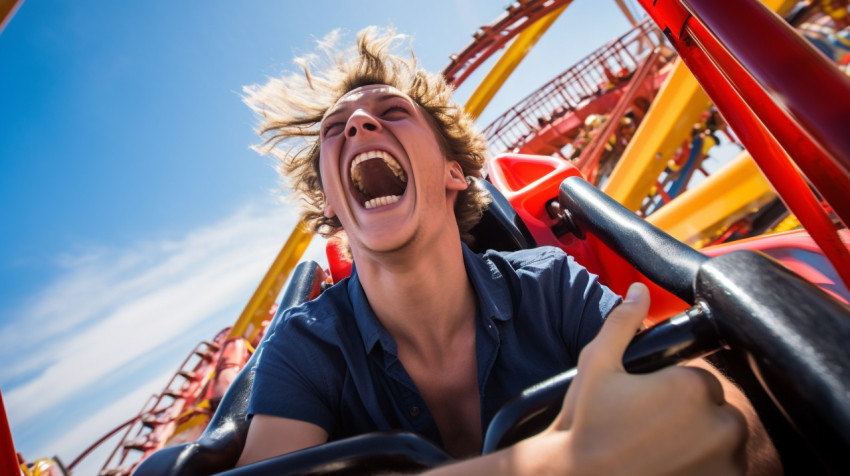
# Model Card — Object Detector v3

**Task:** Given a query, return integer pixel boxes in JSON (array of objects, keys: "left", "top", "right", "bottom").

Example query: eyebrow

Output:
[{"left": 323, "top": 91, "right": 409, "bottom": 122}]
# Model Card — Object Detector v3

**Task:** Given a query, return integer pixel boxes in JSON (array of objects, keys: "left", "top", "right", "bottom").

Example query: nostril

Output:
[{"left": 346, "top": 114, "right": 379, "bottom": 137}]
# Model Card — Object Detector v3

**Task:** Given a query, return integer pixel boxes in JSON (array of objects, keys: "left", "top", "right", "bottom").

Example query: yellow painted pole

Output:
[
  {"left": 601, "top": 0, "right": 797, "bottom": 211},
  {"left": 227, "top": 221, "right": 313, "bottom": 341},
  {"left": 646, "top": 151, "right": 776, "bottom": 245},
  {"left": 601, "top": 59, "right": 712, "bottom": 210},
  {"left": 464, "top": 5, "right": 569, "bottom": 120}
]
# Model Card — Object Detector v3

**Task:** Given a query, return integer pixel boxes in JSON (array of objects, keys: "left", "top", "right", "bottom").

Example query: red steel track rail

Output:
[{"left": 442, "top": 0, "right": 576, "bottom": 87}]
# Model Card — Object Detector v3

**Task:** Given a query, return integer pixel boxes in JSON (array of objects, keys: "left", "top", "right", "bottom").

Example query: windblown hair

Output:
[{"left": 244, "top": 26, "right": 490, "bottom": 243}]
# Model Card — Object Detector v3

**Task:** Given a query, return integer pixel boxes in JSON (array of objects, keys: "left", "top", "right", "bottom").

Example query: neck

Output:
[{"left": 353, "top": 230, "right": 476, "bottom": 360}]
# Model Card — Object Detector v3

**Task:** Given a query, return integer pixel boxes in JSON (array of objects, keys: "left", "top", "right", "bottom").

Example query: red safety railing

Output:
[
  {"left": 481, "top": 18, "right": 671, "bottom": 154},
  {"left": 637, "top": 0, "right": 850, "bottom": 290},
  {"left": 71, "top": 331, "right": 228, "bottom": 475},
  {"left": 574, "top": 48, "right": 663, "bottom": 182}
]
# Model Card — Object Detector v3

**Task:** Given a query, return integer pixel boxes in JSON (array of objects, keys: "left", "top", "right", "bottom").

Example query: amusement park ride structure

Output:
[{"left": 4, "top": 0, "right": 850, "bottom": 474}]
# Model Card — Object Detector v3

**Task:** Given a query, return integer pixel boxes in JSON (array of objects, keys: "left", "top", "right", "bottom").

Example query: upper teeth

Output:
[{"left": 350, "top": 150, "right": 408, "bottom": 192}]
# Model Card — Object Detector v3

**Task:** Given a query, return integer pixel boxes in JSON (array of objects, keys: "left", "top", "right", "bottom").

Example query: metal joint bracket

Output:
[{"left": 646, "top": 0, "right": 691, "bottom": 41}]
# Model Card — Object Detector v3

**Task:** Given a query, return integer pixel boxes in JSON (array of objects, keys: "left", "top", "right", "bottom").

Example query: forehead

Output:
[{"left": 324, "top": 84, "right": 412, "bottom": 119}]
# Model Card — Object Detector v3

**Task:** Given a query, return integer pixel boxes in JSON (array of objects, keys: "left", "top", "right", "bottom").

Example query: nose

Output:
[{"left": 345, "top": 109, "right": 381, "bottom": 138}]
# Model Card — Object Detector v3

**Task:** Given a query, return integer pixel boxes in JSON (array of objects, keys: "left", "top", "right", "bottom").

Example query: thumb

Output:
[{"left": 579, "top": 282, "right": 650, "bottom": 373}]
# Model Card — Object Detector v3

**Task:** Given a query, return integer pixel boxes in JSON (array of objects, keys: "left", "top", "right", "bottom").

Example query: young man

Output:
[{"left": 237, "top": 27, "right": 777, "bottom": 473}]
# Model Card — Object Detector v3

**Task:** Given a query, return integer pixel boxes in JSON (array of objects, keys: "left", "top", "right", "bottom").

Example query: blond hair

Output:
[{"left": 244, "top": 26, "right": 490, "bottom": 243}]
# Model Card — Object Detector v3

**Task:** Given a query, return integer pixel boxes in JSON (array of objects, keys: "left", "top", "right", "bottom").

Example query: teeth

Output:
[
  {"left": 383, "top": 155, "right": 407, "bottom": 181},
  {"left": 364, "top": 195, "right": 401, "bottom": 209},
  {"left": 350, "top": 150, "right": 408, "bottom": 192}
]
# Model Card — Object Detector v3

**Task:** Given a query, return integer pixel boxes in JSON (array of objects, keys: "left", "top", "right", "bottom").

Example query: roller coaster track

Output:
[
  {"left": 25, "top": 3, "right": 850, "bottom": 475},
  {"left": 442, "top": 0, "right": 577, "bottom": 87}
]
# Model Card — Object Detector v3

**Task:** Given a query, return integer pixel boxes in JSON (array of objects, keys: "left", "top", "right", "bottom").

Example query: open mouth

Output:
[{"left": 350, "top": 150, "right": 408, "bottom": 209}]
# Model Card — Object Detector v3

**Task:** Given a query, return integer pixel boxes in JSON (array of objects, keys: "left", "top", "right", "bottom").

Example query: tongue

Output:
[{"left": 356, "top": 159, "right": 406, "bottom": 199}]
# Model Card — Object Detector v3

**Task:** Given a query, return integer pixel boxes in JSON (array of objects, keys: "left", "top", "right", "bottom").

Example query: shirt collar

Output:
[
  {"left": 461, "top": 243, "right": 514, "bottom": 322},
  {"left": 348, "top": 264, "right": 392, "bottom": 355},
  {"left": 348, "top": 243, "right": 515, "bottom": 355}
]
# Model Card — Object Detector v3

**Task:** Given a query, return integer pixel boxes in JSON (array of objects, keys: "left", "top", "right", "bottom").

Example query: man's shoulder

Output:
[
  {"left": 473, "top": 246, "right": 601, "bottom": 299},
  {"left": 272, "top": 278, "right": 355, "bottom": 338},
  {"left": 480, "top": 245, "right": 573, "bottom": 271}
]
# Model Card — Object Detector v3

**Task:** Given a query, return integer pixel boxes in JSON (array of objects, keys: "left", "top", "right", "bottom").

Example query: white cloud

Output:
[{"left": 2, "top": 202, "right": 329, "bottom": 465}]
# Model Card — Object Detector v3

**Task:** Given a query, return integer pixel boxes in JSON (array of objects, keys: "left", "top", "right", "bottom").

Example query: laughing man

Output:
[{"left": 236, "top": 27, "right": 777, "bottom": 474}]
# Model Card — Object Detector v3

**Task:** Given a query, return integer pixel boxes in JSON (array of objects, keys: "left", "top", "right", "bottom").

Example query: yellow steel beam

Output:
[
  {"left": 464, "top": 4, "right": 568, "bottom": 120},
  {"left": 228, "top": 221, "right": 313, "bottom": 341},
  {"left": 601, "top": 0, "right": 797, "bottom": 211},
  {"left": 166, "top": 402, "right": 211, "bottom": 445},
  {"left": 601, "top": 58, "right": 712, "bottom": 210},
  {"left": 646, "top": 151, "right": 776, "bottom": 246},
  {"left": 770, "top": 0, "right": 803, "bottom": 16}
]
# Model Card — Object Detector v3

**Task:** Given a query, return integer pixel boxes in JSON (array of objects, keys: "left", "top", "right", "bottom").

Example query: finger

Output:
[{"left": 579, "top": 282, "right": 650, "bottom": 372}]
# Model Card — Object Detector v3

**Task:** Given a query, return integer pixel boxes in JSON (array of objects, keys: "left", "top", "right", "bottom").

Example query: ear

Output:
[
  {"left": 322, "top": 192, "right": 336, "bottom": 218},
  {"left": 445, "top": 161, "right": 468, "bottom": 192}
]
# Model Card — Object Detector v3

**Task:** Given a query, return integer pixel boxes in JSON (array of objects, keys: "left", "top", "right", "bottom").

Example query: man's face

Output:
[{"left": 318, "top": 84, "right": 467, "bottom": 257}]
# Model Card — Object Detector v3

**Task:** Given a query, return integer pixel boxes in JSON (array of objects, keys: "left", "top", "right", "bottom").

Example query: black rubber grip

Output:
[{"left": 558, "top": 177, "right": 708, "bottom": 303}]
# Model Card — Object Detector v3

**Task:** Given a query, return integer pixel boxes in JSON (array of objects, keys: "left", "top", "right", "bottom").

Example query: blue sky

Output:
[{"left": 0, "top": 1, "right": 632, "bottom": 472}]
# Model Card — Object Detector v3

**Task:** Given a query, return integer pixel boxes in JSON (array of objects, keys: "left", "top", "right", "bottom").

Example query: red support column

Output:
[
  {"left": 685, "top": 0, "right": 850, "bottom": 228},
  {"left": 1, "top": 388, "right": 21, "bottom": 476},
  {"left": 638, "top": 0, "right": 850, "bottom": 289}
]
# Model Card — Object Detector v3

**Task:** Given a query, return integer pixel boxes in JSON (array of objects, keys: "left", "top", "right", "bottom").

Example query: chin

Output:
[{"left": 354, "top": 227, "right": 420, "bottom": 257}]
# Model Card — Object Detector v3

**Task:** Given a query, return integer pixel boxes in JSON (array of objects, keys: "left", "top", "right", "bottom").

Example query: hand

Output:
[{"left": 542, "top": 282, "right": 748, "bottom": 475}]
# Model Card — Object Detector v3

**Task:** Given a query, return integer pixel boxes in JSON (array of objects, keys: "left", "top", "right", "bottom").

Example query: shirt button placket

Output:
[{"left": 408, "top": 405, "right": 421, "bottom": 417}]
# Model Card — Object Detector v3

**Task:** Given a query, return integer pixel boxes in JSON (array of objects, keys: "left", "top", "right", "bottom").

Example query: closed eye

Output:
[
  {"left": 381, "top": 105, "right": 408, "bottom": 118},
  {"left": 322, "top": 121, "right": 345, "bottom": 137}
]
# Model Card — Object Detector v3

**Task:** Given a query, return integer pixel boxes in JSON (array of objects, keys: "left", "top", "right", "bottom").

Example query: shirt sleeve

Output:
[
  {"left": 247, "top": 311, "right": 339, "bottom": 433},
  {"left": 557, "top": 252, "right": 622, "bottom": 356}
]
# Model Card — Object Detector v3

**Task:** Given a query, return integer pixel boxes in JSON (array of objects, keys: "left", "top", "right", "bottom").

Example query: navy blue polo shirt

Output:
[{"left": 248, "top": 244, "right": 620, "bottom": 448}]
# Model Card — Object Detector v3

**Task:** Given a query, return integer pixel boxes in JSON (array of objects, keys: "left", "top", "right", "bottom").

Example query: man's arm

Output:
[{"left": 236, "top": 415, "right": 328, "bottom": 467}]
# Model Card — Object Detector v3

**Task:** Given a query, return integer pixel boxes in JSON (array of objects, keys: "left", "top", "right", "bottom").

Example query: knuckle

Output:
[
  {"left": 707, "top": 407, "right": 748, "bottom": 472},
  {"left": 718, "top": 404, "right": 749, "bottom": 444},
  {"left": 668, "top": 367, "right": 719, "bottom": 402},
  {"left": 669, "top": 367, "right": 702, "bottom": 392}
]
